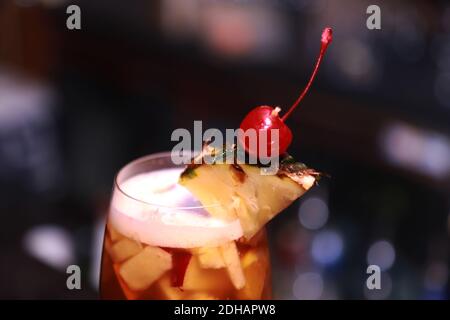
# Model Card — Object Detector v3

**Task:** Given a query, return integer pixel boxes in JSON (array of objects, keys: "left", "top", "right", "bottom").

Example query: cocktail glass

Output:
[{"left": 100, "top": 152, "right": 271, "bottom": 300}]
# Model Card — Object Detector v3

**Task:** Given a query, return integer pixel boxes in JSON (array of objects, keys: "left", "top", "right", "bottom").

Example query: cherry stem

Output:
[{"left": 281, "top": 27, "right": 333, "bottom": 122}]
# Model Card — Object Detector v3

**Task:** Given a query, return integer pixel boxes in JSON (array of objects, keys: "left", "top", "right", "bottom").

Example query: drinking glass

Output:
[{"left": 100, "top": 152, "right": 272, "bottom": 300}]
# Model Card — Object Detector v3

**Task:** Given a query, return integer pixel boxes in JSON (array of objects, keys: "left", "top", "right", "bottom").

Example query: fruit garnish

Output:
[
  {"left": 179, "top": 144, "right": 320, "bottom": 238},
  {"left": 239, "top": 27, "right": 332, "bottom": 157}
]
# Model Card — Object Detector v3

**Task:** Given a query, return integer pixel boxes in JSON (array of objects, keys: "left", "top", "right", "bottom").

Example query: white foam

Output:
[{"left": 109, "top": 168, "right": 243, "bottom": 248}]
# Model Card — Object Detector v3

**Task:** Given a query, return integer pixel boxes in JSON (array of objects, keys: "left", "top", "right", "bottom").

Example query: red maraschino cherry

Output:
[{"left": 240, "top": 27, "right": 333, "bottom": 157}]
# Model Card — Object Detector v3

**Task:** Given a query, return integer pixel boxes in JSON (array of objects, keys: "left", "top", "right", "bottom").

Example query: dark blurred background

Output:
[{"left": 0, "top": 0, "right": 449, "bottom": 299}]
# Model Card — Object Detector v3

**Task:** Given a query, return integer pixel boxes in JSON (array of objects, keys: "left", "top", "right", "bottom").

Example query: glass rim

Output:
[{"left": 114, "top": 151, "right": 217, "bottom": 210}]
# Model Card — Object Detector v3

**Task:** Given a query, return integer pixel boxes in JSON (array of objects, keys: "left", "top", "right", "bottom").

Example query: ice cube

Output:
[
  {"left": 154, "top": 274, "right": 185, "bottom": 300},
  {"left": 109, "top": 238, "right": 143, "bottom": 263},
  {"left": 119, "top": 246, "right": 172, "bottom": 291},
  {"left": 107, "top": 223, "right": 124, "bottom": 243},
  {"left": 113, "top": 264, "right": 142, "bottom": 300},
  {"left": 182, "top": 256, "right": 233, "bottom": 292}
]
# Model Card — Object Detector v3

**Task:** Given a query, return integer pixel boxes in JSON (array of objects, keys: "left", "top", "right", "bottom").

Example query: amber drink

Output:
[{"left": 100, "top": 153, "right": 271, "bottom": 300}]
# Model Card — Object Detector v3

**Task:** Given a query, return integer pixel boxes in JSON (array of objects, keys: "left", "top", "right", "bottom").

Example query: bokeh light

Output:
[
  {"left": 298, "top": 197, "right": 329, "bottom": 230},
  {"left": 380, "top": 122, "right": 450, "bottom": 179},
  {"left": 311, "top": 230, "right": 344, "bottom": 266},
  {"left": 367, "top": 240, "right": 396, "bottom": 271},
  {"left": 334, "top": 38, "right": 379, "bottom": 86},
  {"left": 293, "top": 272, "right": 324, "bottom": 300},
  {"left": 23, "top": 225, "right": 75, "bottom": 271}
]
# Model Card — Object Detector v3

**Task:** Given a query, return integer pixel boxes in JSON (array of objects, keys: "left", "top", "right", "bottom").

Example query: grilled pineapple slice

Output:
[{"left": 179, "top": 145, "right": 319, "bottom": 238}]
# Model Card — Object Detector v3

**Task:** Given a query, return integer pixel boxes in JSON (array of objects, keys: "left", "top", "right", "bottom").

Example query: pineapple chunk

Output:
[
  {"left": 180, "top": 161, "right": 316, "bottom": 238},
  {"left": 182, "top": 256, "right": 233, "bottom": 292},
  {"left": 109, "top": 238, "right": 143, "bottom": 263},
  {"left": 220, "top": 242, "right": 245, "bottom": 290},
  {"left": 237, "top": 248, "right": 268, "bottom": 299},
  {"left": 192, "top": 246, "right": 226, "bottom": 269},
  {"left": 154, "top": 274, "right": 185, "bottom": 300},
  {"left": 119, "top": 246, "right": 172, "bottom": 291},
  {"left": 238, "top": 228, "right": 266, "bottom": 247}
]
